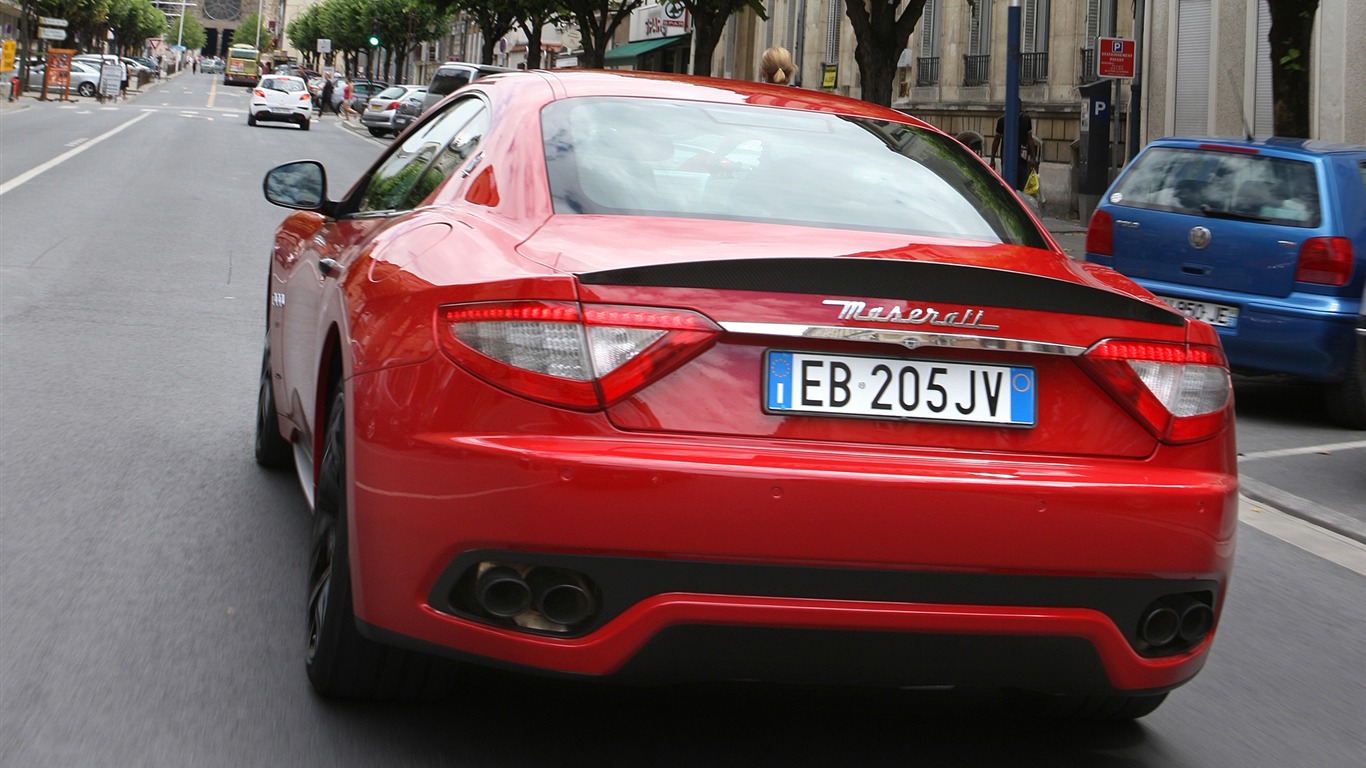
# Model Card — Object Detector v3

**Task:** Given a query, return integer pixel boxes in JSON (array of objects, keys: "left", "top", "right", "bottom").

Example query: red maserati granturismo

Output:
[{"left": 256, "top": 70, "right": 1237, "bottom": 718}]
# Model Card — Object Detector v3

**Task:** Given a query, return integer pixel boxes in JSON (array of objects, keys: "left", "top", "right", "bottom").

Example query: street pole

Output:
[
  {"left": 1003, "top": 0, "right": 1022, "bottom": 190},
  {"left": 1128, "top": 0, "right": 1145, "bottom": 161},
  {"left": 255, "top": 0, "right": 264, "bottom": 50}
]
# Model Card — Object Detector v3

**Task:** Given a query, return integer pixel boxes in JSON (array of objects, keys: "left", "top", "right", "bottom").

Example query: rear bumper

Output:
[
  {"left": 347, "top": 403, "right": 1238, "bottom": 694},
  {"left": 1134, "top": 279, "right": 1360, "bottom": 381}
]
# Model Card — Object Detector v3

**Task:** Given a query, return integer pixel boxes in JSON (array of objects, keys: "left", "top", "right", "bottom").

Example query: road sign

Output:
[
  {"left": 39, "top": 17, "right": 68, "bottom": 28},
  {"left": 1098, "top": 37, "right": 1136, "bottom": 79},
  {"left": 148, "top": 38, "right": 162, "bottom": 51},
  {"left": 39, "top": 26, "right": 67, "bottom": 41},
  {"left": 317, "top": 38, "right": 331, "bottom": 54}
]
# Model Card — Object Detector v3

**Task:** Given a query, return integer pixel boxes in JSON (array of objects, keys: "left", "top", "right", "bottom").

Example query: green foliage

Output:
[
  {"left": 229, "top": 12, "right": 271, "bottom": 49},
  {"left": 107, "top": 0, "right": 166, "bottom": 52},
  {"left": 171, "top": 10, "right": 206, "bottom": 50}
]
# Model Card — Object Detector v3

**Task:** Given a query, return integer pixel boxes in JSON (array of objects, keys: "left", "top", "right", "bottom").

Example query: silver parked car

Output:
[
  {"left": 26, "top": 60, "right": 101, "bottom": 97},
  {"left": 359, "top": 84, "right": 425, "bottom": 137}
]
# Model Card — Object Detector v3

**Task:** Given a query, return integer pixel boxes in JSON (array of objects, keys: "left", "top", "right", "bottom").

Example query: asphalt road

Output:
[{"left": 2, "top": 72, "right": 1364, "bottom": 767}]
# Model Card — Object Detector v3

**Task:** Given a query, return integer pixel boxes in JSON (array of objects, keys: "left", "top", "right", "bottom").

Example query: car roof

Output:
[
  {"left": 1150, "top": 136, "right": 1366, "bottom": 157},
  {"left": 477, "top": 69, "right": 937, "bottom": 128}
]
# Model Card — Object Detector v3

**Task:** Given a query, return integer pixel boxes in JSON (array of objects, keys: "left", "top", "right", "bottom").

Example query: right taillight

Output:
[
  {"left": 437, "top": 301, "right": 721, "bottom": 410},
  {"left": 1082, "top": 339, "right": 1232, "bottom": 443},
  {"left": 1086, "top": 208, "right": 1114, "bottom": 257},
  {"left": 1295, "top": 237, "right": 1354, "bottom": 286}
]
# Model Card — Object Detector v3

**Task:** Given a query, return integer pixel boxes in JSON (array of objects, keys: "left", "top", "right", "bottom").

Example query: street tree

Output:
[
  {"left": 510, "top": 0, "right": 568, "bottom": 70},
  {"left": 167, "top": 6, "right": 205, "bottom": 51},
  {"left": 107, "top": 0, "right": 166, "bottom": 54},
  {"left": 677, "top": 0, "right": 765, "bottom": 78},
  {"left": 286, "top": 4, "right": 324, "bottom": 67},
  {"left": 560, "top": 0, "right": 644, "bottom": 68},
  {"left": 31, "top": 0, "right": 114, "bottom": 55},
  {"left": 228, "top": 12, "right": 271, "bottom": 49},
  {"left": 370, "top": 0, "right": 453, "bottom": 82},
  {"left": 318, "top": 0, "right": 374, "bottom": 75},
  {"left": 844, "top": 0, "right": 927, "bottom": 107},
  {"left": 1266, "top": 0, "right": 1319, "bottom": 138},
  {"left": 432, "top": 0, "right": 519, "bottom": 65}
]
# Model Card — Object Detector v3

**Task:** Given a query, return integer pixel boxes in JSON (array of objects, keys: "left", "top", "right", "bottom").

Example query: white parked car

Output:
[{"left": 248, "top": 75, "right": 312, "bottom": 130}]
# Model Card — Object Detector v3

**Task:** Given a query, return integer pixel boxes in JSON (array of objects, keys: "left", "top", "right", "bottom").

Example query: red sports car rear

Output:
[{"left": 256, "top": 71, "right": 1237, "bottom": 719}]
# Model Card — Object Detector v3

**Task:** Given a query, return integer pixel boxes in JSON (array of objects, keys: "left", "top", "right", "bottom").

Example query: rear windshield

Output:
[
  {"left": 1111, "top": 146, "right": 1321, "bottom": 227},
  {"left": 376, "top": 86, "right": 406, "bottom": 100},
  {"left": 261, "top": 77, "right": 305, "bottom": 92},
  {"left": 540, "top": 97, "right": 1046, "bottom": 246},
  {"left": 429, "top": 69, "right": 471, "bottom": 97}
]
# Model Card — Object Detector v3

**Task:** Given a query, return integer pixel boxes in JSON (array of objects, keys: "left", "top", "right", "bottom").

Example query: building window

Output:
[
  {"left": 1020, "top": 0, "right": 1049, "bottom": 84},
  {"left": 917, "top": 0, "right": 941, "bottom": 85},
  {"left": 824, "top": 0, "right": 842, "bottom": 65},
  {"left": 964, "top": 0, "right": 991, "bottom": 86}
]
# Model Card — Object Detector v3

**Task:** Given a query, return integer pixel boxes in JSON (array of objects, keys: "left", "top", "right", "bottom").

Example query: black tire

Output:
[
  {"left": 254, "top": 338, "right": 293, "bottom": 468},
  {"left": 1324, "top": 337, "right": 1366, "bottom": 429},
  {"left": 367, "top": 127, "right": 386, "bottom": 137},
  {"left": 301, "top": 118, "right": 311, "bottom": 131},
  {"left": 78, "top": 82, "right": 96, "bottom": 97},
  {"left": 247, "top": 112, "right": 257, "bottom": 126},
  {"left": 306, "top": 386, "right": 457, "bottom": 700},
  {"left": 1012, "top": 691, "right": 1168, "bottom": 721}
]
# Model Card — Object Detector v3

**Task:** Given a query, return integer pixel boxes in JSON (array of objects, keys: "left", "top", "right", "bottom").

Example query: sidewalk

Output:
[{"left": 2, "top": 67, "right": 181, "bottom": 114}]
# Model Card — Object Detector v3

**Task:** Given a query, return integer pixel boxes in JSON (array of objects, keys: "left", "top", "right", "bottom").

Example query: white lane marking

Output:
[
  {"left": 1239, "top": 440, "right": 1366, "bottom": 462},
  {"left": 1240, "top": 499, "right": 1366, "bottom": 577},
  {"left": 0, "top": 111, "right": 153, "bottom": 197}
]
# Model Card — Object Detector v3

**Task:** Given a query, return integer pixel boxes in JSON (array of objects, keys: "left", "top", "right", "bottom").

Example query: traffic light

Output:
[{"left": 368, "top": 20, "right": 379, "bottom": 47}]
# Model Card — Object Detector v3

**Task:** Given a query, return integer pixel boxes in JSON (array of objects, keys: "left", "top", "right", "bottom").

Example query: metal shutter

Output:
[
  {"left": 1174, "top": 0, "right": 1212, "bottom": 136},
  {"left": 1254, "top": 0, "right": 1274, "bottom": 137}
]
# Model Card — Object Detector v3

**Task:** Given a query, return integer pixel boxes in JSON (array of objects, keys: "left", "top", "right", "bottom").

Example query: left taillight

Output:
[
  {"left": 437, "top": 301, "right": 721, "bottom": 409},
  {"left": 1082, "top": 339, "right": 1232, "bottom": 443}
]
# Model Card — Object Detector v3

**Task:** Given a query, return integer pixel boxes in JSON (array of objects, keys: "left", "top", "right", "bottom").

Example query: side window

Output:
[
  {"left": 357, "top": 97, "right": 487, "bottom": 214},
  {"left": 404, "top": 106, "right": 490, "bottom": 208},
  {"left": 429, "top": 69, "right": 471, "bottom": 98}
]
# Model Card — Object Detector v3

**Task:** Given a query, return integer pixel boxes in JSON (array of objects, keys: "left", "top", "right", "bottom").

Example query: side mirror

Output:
[{"left": 263, "top": 160, "right": 327, "bottom": 211}]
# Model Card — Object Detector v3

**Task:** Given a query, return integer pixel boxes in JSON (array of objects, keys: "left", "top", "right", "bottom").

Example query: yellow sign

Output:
[
  {"left": 1, "top": 40, "right": 15, "bottom": 73},
  {"left": 822, "top": 64, "right": 837, "bottom": 91}
]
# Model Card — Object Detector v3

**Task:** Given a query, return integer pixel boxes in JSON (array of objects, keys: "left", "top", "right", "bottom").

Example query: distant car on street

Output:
[
  {"left": 419, "top": 62, "right": 512, "bottom": 114},
  {"left": 1085, "top": 137, "right": 1366, "bottom": 428},
  {"left": 247, "top": 75, "right": 312, "bottom": 130},
  {"left": 390, "top": 87, "right": 427, "bottom": 134},
  {"left": 359, "top": 84, "right": 425, "bottom": 136},
  {"left": 26, "top": 60, "right": 100, "bottom": 97},
  {"left": 346, "top": 79, "right": 389, "bottom": 113},
  {"left": 201, "top": 57, "right": 223, "bottom": 74}
]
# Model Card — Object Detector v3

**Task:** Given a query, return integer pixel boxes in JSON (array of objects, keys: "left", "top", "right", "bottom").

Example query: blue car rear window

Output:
[{"left": 1111, "top": 146, "right": 1322, "bottom": 228}]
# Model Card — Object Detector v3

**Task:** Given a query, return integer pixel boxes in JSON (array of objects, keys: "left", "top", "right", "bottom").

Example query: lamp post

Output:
[{"left": 1003, "top": 0, "right": 1022, "bottom": 190}]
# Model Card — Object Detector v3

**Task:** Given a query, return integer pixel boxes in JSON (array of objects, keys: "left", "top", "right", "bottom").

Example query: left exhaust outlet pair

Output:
[{"left": 475, "top": 564, "right": 597, "bottom": 628}]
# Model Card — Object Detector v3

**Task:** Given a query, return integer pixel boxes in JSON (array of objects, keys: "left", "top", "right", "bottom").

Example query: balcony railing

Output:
[
  {"left": 1020, "top": 52, "right": 1049, "bottom": 85},
  {"left": 962, "top": 54, "right": 990, "bottom": 86},
  {"left": 1080, "top": 47, "right": 1097, "bottom": 82},
  {"left": 916, "top": 56, "right": 939, "bottom": 86}
]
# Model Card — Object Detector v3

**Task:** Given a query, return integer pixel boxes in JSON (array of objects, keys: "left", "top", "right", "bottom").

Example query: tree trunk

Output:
[
  {"left": 522, "top": 17, "right": 544, "bottom": 70},
  {"left": 1267, "top": 0, "right": 1318, "bottom": 138},
  {"left": 691, "top": 16, "right": 725, "bottom": 77},
  {"left": 844, "top": 0, "right": 924, "bottom": 107}
]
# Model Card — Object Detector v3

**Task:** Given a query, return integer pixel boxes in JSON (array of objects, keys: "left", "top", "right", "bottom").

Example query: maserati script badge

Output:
[{"left": 824, "top": 299, "right": 999, "bottom": 330}]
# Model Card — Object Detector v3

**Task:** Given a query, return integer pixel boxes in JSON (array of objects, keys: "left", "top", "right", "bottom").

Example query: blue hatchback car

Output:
[{"left": 1085, "top": 137, "right": 1366, "bottom": 428}]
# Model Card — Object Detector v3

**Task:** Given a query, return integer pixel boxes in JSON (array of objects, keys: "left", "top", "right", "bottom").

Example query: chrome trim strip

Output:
[{"left": 719, "top": 322, "right": 1088, "bottom": 357}]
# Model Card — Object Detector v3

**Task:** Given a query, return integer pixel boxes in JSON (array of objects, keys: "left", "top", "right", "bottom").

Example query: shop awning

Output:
[{"left": 604, "top": 37, "right": 681, "bottom": 64}]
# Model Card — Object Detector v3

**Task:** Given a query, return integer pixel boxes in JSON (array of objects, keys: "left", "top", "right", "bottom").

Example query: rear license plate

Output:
[
  {"left": 1157, "top": 295, "right": 1239, "bottom": 328},
  {"left": 764, "top": 351, "right": 1035, "bottom": 426}
]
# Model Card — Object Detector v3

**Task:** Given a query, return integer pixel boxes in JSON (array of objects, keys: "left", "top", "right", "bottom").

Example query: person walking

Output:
[
  {"left": 989, "top": 110, "right": 1039, "bottom": 191},
  {"left": 340, "top": 78, "right": 355, "bottom": 122},
  {"left": 318, "top": 73, "right": 334, "bottom": 117},
  {"left": 759, "top": 46, "right": 797, "bottom": 86}
]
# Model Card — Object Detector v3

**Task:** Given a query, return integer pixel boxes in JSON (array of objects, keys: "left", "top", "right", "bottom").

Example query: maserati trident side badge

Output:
[
  {"left": 1189, "top": 226, "right": 1212, "bottom": 249},
  {"left": 824, "top": 299, "right": 999, "bottom": 330}
]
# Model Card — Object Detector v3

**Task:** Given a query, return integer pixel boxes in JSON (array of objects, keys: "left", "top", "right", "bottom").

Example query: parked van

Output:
[{"left": 420, "top": 62, "right": 513, "bottom": 114}]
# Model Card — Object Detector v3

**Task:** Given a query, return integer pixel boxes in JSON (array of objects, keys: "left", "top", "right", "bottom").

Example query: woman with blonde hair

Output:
[{"left": 759, "top": 46, "right": 797, "bottom": 85}]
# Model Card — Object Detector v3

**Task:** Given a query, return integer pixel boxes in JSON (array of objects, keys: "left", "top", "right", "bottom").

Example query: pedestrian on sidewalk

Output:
[
  {"left": 318, "top": 73, "right": 335, "bottom": 117},
  {"left": 989, "top": 110, "right": 1039, "bottom": 191},
  {"left": 759, "top": 46, "right": 797, "bottom": 86},
  {"left": 340, "top": 79, "right": 354, "bottom": 122}
]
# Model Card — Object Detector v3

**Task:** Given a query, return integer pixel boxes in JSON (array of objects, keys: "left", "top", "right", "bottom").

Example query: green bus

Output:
[{"left": 224, "top": 44, "right": 259, "bottom": 86}]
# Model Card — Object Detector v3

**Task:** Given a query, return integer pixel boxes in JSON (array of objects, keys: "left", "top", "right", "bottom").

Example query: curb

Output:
[{"left": 1239, "top": 476, "right": 1366, "bottom": 545}]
